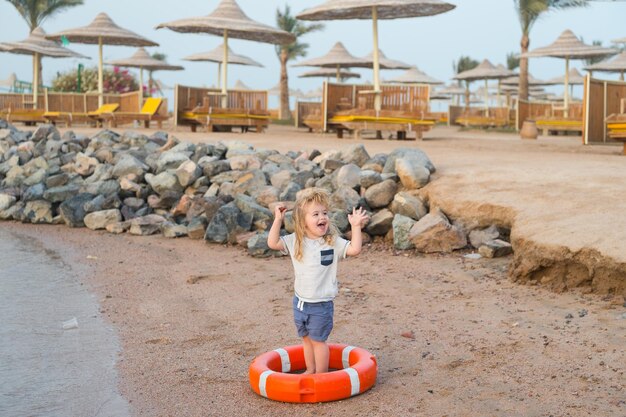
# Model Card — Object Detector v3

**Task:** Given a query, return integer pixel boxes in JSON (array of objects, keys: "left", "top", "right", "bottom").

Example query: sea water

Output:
[{"left": 0, "top": 227, "right": 131, "bottom": 417}]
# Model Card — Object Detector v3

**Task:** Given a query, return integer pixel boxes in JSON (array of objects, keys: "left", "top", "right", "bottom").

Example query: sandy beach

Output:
[{"left": 3, "top": 125, "right": 626, "bottom": 416}]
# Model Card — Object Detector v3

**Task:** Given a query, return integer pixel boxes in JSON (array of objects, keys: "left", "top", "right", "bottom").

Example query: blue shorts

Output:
[{"left": 293, "top": 296, "right": 334, "bottom": 342}]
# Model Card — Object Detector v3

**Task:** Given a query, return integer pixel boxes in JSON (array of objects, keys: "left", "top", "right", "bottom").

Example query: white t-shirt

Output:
[{"left": 280, "top": 233, "right": 350, "bottom": 303}]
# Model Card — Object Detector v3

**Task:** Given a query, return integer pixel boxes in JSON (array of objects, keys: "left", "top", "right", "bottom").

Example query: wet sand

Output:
[{"left": 4, "top": 124, "right": 626, "bottom": 416}]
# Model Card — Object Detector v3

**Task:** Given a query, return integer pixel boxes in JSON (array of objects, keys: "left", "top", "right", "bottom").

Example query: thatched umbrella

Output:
[
  {"left": 544, "top": 68, "right": 585, "bottom": 85},
  {"left": 0, "top": 73, "right": 17, "bottom": 92},
  {"left": 46, "top": 12, "right": 158, "bottom": 107},
  {"left": 297, "top": 0, "right": 455, "bottom": 111},
  {"left": 454, "top": 59, "right": 512, "bottom": 114},
  {"left": 438, "top": 83, "right": 465, "bottom": 106},
  {"left": 585, "top": 51, "right": 626, "bottom": 81},
  {"left": 183, "top": 43, "right": 263, "bottom": 86},
  {"left": 233, "top": 79, "right": 252, "bottom": 90},
  {"left": 0, "top": 27, "right": 87, "bottom": 108},
  {"left": 106, "top": 47, "right": 183, "bottom": 103},
  {"left": 522, "top": 29, "right": 617, "bottom": 117},
  {"left": 502, "top": 73, "right": 547, "bottom": 87},
  {"left": 293, "top": 42, "right": 370, "bottom": 82},
  {"left": 298, "top": 67, "right": 361, "bottom": 81},
  {"left": 387, "top": 66, "right": 443, "bottom": 84},
  {"left": 361, "top": 49, "right": 411, "bottom": 70},
  {"left": 157, "top": 0, "right": 294, "bottom": 108}
]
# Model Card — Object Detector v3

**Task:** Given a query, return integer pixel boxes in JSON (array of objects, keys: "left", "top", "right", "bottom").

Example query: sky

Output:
[{"left": 0, "top": 0, "right": 624, "bottom": 109}]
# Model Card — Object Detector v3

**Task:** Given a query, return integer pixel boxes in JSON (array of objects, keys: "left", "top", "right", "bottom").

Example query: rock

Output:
[
  {"left": 341, "top": 144, "right": 370, "bottom": 167},
  {"left": 254, "top": 186, "right": 280, "bottom": 208},
  {"left": 145, "top": 171, "right": 183, "bottom": 195},
  {"left": 174, "top": 160, "right": 200, "bottom": 189},
  {"left": 204, "top": 202, "right": 253, "bottom": 244},
  {"left": 364, "top": 179, "right": 398, "bottom": 209},
  {"left": 395, "top": 157, "right": 431, "bottom": 189},
  {"left": 84, "top": 209, "right": 122, "bottom": 230},
  {"left": 247, "top": 232, "right": 275, "bottom": 257},
  {"left": 22, "top": 183, "right": 46, "bottom": 201},
  {"left": 106, "top": 221, "right": 131, "bottom": 234},
  {"left": 469, "top": 225, "right": 502, "bottom": 249},
  {"left": 46, "top": 173, "right": 69, "bottom": 188},
  {"left": 478, "top": 239, "right": 513, "bottom": 258},
  {"left": 392, "top": 214, "right": 417, "bottom": 250},
  {"left": 0, "top": 193, "right": 16, "bottom": 210},
  {"left": 129, "top": 214, "right": 166, "bottom": 236},
  {"left": 331, "top": 186, "right": 361, "bottom": 212},
  {"left": 335, "top": 163, "right": 361, "bottom": 190},
  {"left": 112, "top": 154, "right": 149, "bottom": 178},
  {"left": 384, "top": 148, "right": 435, "bottom": 174},
  {"left": 279, "top": 181, "right": 301, "bottom": 202},
  {"left": 187, "top": 217, "right": 208, "bottom": 239},
  {"left": 84, "top": 164, "right": 113, "bottom": 184},
  {"left": 23, "top": 200, "right": 53, "bottom": 224},
  {"left": 59, "top": 193, "right": 96, "bottom": 227},
  {"left": 360, "top": 170, "right": 383, "bottom": 189},
  {"left": 74, "top": 153, "right": 99, "bottom": 177},
  {"left": 389, "top": 192, "right": 428, "bottom": 220},
  {"left": 82, "top": 179, "right": 120, "bottom": 196},
  {"left": 270, "top": 170, "right": 294, "bottom": 190},
  {"left": 234, "top": 195, "right": 272, "bottom": 228},
  {"left": 43, "top": 184, "right": 81, "bottom": 203},
  {"left": 365, "top": 209, "right": 394, "bottom": 236},
  {"left": 330, "top": 210, "right": 349, "bottom": 233},
  {"left": 229, "top": 154, "right": 262, "bottom": 171},
  {"left": 234, "top": 170, "right": 268, "bottom": 196},
  {"left": 157, "top": 151, "right": 190, "bottom": 173},
  {"left": 321, "top": 158, "right": 345, "bottom": 172},
  {"left": 408, "top": 209, "right": 467, "bottom": 253},
  {"left": 202, "top": 160, "right": 231, "bottom": 178},
  {"left": 161, "top": 221, "right": 188, "bottom": 238},
  {"left": 31, "top": 124, "right": 60, "bottom": 142}
]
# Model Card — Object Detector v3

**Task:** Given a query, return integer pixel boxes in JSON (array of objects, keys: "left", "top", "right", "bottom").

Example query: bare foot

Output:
[{"left": 302, "top": 370, "right": 315, "bottom": 375}]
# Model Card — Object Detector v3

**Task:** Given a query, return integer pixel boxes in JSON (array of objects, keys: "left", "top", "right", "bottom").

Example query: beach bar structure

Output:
[
  {"left": 295, "top": 81, "right": 435, "bottom": 139},
  {"left": 582, "top": 75, "right": 626, "bottom": 153}
]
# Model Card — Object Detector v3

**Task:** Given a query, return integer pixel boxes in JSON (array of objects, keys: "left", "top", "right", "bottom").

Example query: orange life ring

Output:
[{"left": 249, "top": 343, "right": 377, "bottom": 403}]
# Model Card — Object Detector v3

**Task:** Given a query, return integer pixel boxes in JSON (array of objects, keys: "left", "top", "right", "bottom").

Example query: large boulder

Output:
[
  {"left": 129, "top": 214, "right": 167, "bottom": 236},
  {"left": 395, "top": 157, "right": 430, "bottom": 189},
  {"left": 383, "top": 148, "right": 435, "bottom": 174},
  {"left": 84, "top": 209, "right": 122, "bottom": 230},
  {"left": 59, "top": 193, "right": 96, "bottom": 227},
  {"left": 389, "top": 192, "right": 428, "bottom": 220},
  {"left": 364, "top": 179, "right": 397, "bottom": 209},
  {"left": 204, "top": 202, "right": 253, "bottom": 244},
  {"left": 23, "top": 200, "right": 53, "bottom": 224},
  {"left": 392, "top": 214, "right": 417, "bottom": 250},
  {"left": 365, "top": 209, "right": 394, "bottom": 236},
  {"left": 408, "top": 208, "right": 467, "bottom": 253},
  {"left": 112, "top": 154, "right": 149, "bottom": 178}
]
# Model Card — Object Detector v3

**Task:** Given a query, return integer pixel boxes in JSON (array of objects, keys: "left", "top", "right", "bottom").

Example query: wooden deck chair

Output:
[
  {"left": 100, "top": 97, "right": 169, "bottom": 129},
  {"left": 45, "top": 103, "right": 119, "bottom": 127}
]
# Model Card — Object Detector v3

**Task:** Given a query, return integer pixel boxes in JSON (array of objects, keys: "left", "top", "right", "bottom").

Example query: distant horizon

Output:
[{"left": 0, "top": 0, "right": 624, "bottom": 109}]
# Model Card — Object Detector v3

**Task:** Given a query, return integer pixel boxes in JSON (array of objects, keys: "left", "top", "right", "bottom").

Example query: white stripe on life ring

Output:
[
  {"left": 259, "top": 370, "right": 275, "bottom": 398},
  {"left": 343, "top": 367, "right": 360, "bottom": 396},
  {"left": 342, "top": 345, "right": 355, "bottom": 369},
  {"left": 274, "top": 348, "right": 291, "bottom": 373}
]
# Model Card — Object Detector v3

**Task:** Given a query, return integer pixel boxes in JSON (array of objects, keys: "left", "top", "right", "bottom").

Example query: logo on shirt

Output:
[{"left": 320, "top": 249, "right": 334, "bottom": 266}]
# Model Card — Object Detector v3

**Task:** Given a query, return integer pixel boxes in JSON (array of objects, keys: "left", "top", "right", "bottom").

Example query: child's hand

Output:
[
  {"left": 348, "top": 207, "right": 369, "bottom": 229},
  {"left": 274, "top": 204, "right": 287, "bottom": 222}
]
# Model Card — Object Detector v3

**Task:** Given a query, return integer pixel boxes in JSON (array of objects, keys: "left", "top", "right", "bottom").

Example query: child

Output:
[{"left": 267, "top": 188, "right": 369, "bottom": 374}]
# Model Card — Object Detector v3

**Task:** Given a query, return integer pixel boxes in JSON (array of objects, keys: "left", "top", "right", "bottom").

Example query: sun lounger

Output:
[
  {"left": 182, "top": 107, "right": 270, "bottom": 133},
  {"left": 534, "top": 117, "right": 583, "bottom": 135},
  {"left": 99, "top": 97, "right": 168, "bottom": 128},
  {"left": 328, "top": 109, "right": 436, "bottom": 140},
  {"left": 44, "top": 103, "right": 120, "bottom": 127},
  {"left": 605, "top": 100, "right": 626, "bottom": 154},
  {"left": 1, "top": 108, "right": 46, "bottom": 125}
]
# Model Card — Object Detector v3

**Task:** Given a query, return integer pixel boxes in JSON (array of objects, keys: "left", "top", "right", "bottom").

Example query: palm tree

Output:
[
  {"left": 148, "top": 52, "right": 166, "bottom": 96},
  {"left": 6, "top": 0, "right": 84, "bottom": 88},
  {"left": 275, "top": 4, "right": 324, "bottom": 120},
  {"left": 506, "top": 51, "right": 520, "bottom": 71},
  {"left": 513, "top": 0, "right": 586, "bottom": 102},
  {"left": 453, "top": 56, "right": 479, "bottom": 108}
]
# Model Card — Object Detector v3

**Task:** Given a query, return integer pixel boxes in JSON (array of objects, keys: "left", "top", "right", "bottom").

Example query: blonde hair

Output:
[{"left": 292, "top": 188, "right": 338, "bottom": 261}]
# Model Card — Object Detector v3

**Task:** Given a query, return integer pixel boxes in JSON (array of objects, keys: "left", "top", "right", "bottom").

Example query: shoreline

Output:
[{"left": 3, "top": 221, "right": 624, "bottom": 416}]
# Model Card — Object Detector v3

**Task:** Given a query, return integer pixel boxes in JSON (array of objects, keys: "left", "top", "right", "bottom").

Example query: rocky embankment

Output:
[{"left": 7, "top": 120, "right": 622, "bottom": 297}]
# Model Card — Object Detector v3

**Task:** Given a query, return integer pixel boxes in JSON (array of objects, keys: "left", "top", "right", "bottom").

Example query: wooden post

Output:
[
  {"left": 33, "top": 52, "right": 39, "bottom": 109},
  {"left": 563, "top": 57, "right": 570, "bottom": 119},
  {"left": 372, "top": 6, "right": 381, "bottom": 113},
  {"left": 98, "top": 37, "right": 104, "bottom": 108},
  {"left": 221, "top": 29, "right": 229, "bottom": 109},
  {"left": 139, "top": 66, "right": 144, "bottom": 109}
]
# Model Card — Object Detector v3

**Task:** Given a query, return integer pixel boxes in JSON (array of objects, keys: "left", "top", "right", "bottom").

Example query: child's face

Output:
[{"left": 303, "top": 201, "right": 329, "bottom": 239}]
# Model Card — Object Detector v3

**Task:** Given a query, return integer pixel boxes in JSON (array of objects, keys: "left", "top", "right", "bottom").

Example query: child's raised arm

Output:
[
  {"left": 267, "top": 204, "right": 287, "bottom": 252},
  {"left": 346, "top": 207, "right": 369, "bottom": 257}
]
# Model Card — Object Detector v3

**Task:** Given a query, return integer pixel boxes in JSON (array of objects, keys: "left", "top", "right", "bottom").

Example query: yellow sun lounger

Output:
[
  {"left": 99, "top": 98, "right": 168, "bottom": 129},
  {"left": 44, "top": 103, "right": 120, "bottom": 127}
]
